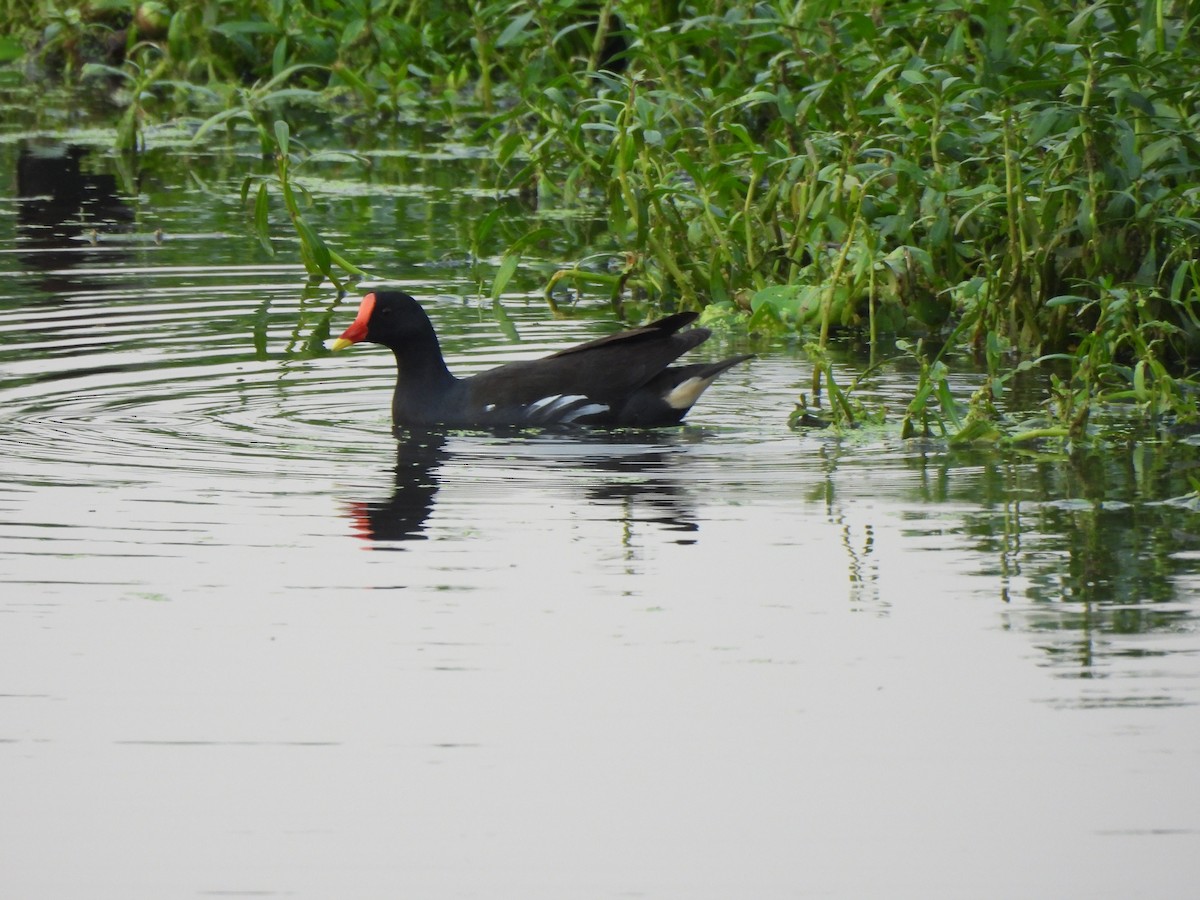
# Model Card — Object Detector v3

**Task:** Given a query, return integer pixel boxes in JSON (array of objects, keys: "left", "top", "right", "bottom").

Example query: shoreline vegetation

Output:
[{"left": 5, "top": 0, "right": 1200, "bottom": 442}]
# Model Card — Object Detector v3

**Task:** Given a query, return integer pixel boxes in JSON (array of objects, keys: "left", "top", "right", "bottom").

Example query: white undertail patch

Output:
[{"left": 664, "top": 376, "right": 716, "bottom": 410}]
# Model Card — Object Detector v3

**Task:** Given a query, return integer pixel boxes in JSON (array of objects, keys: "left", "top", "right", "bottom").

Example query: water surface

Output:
[{"left": 1, "top": 129, "right": 1198, "bottom": 899}]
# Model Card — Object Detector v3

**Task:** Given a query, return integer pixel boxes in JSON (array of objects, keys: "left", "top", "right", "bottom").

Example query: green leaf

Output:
[
  {"left": 214, "top": 20, "right": 280, "bottom": 36},
  {"left": 473, "top": 207, "right": 501, "bottom": 253},
  {"left": 272, "top": 35, "right": 289, "bottom": 77},
  {"left": 863, "top": 64, "right": 902, "bottom": 99},
  {"left": 1142, "top": 136, "right": 1178, "bottom": 169},
  {"left": 331, "top": 62, "right": 376, "bottom": 105},
  {"left": 937, "top": 379, "right": 962, "bottom": 429},
  {"left": 327, "top": 248, "right": 367, "bottom": 278},
  {"left": 0, "top": 36, "right": 25, "bottom": 63},
  {"left": 258, "top": 63, "right": 327, "bottom": 94},
  {"left": 1169, "top": 261, "right": 1194, "bottom": 303},
  {"left": 634, "top": 188, "right": 649, "bottom": 248},
  {"left": 495, "top": 130, "right": 524, "bottom": 167},
  {"left": 1133, "top": 359, "right": 1148, "bottom": 402},
  {"left": 505, "top": 226, "right": 557, "bottom": 255},
  {"left": 167, "top": 9, "right": 190, "bottom": 59},
  {"left": 254, "top": 182, "right": 273, "bottom": 255},
  {"left": 496, "top": 10, "right": 535, "bottom": 48},
  {"left": 491, "top": 253, "right": 519, "bottom": 301},
  {"left": 274, "top": 120, "right": 289, "bottom": 156},
  {"left": 257, "top": 87, "right": 325, "bottom": 105},
  {"left": 191, "top": 107, "right": 254, "bottom": 143},
  {"left": 294, "top": 215, "right": 331, "bottom": 277},
  {"left": 1046, "top": 294, "right": 1090, "bottom": 308},
  {"left": 81, "top": 62, "right": 133, "bottom": 83},
  {"left": 715, "top": 90, "right": 778, "bottom": 115},
  {"left": 341, "top": 18, "right": 368, "bottom": 49},
  {"left": 708, "top": 255, "right": 729, "bottom": 304},
  {"left": 724, "top": 121, "right": 756, "bottom": 150}
]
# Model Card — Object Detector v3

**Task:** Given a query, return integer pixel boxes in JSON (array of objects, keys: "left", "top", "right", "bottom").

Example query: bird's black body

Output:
[{"left": 332, "top": 291, "right": 751, "bottom": 429}]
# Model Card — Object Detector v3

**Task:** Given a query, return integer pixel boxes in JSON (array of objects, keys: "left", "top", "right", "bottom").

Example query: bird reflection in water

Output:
[
  {"left": 345, "top": 429, "right": 449, "bottom": 545},
  {"left": 578, "top": 446, "right": 701, "bottom": 545},
  {"left": 346, "top": 429, "right": 701, "bottom": 546}
]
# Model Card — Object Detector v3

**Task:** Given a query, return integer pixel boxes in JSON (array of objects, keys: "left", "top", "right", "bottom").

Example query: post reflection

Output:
[
  {"left": 16, "top": 142, "right": 134, "bottom": 274},
  {"left": 15, "top": 141, "right": 138, "bottom": 305}
]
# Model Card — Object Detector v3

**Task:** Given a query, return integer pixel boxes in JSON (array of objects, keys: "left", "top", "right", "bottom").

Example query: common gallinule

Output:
[{"left": 331, "top": 291, "right": 752, "bottom": 428}]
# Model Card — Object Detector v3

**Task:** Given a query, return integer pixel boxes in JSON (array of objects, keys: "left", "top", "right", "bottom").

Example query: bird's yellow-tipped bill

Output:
[{"left": 330, "top": 292, "right": 377, "bottom": 351}]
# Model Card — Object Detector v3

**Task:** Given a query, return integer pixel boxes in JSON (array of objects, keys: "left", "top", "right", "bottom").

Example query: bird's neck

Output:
[
  {"left": 392, "top": 341, "right": 455, "bottom": 389},
  {"left": 390, "top": 338, "right": 457, "bottom": 429}
]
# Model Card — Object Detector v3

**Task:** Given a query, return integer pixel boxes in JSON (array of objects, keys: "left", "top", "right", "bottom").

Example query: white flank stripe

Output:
[
  {"left": 525, "top": 394, "right": 606, "bottom": 423},
  {"left": 560, "top": 403, "right": 609, "bottom": 423},
  {"left": 526, "top": 394, "right": 565, "bottom": 414}
]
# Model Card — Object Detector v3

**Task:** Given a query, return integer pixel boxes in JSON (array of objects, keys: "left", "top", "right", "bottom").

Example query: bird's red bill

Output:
[{"left": 331, "top": 292, "right": 376, "bottom": 350}]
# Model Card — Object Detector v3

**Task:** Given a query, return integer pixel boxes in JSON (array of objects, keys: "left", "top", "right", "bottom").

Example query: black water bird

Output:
[{"left": 331, "top": 291, "right": 752, "bottom": 429}]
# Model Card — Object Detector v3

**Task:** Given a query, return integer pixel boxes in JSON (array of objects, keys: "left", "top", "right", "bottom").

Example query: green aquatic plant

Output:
[
  {"left": 9, "top": 0, "right": 1200, "bottom": 438},
  {"left": 790, "top": 343, "right": 886, "bottom": 432},
  {"left": 1039, "top": 280, "right": 1200, "bottom": 437},
  {"left": 544, "top": 252, "right": 638, "bottom": 318},
  {"left": 191, "top": 60, "right": 328, "bottom": 155},
  {"left": 898, "top": 339, "right": 967, "bottom": 441},
  {"left": 244, "top": 119, "right": 367, "bottom": 290},
  {"left": 470, "top": 1, "right": 1200, "bottom": 433}
]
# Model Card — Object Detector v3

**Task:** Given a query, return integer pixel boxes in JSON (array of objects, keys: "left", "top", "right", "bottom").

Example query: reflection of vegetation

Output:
[
  {"left": 903, "top": 442, "right": 1200, "bottom": 682},
  {"left": 797, "top": 433, "right": 1195, "bottom": 702},
  {"left": 7, "top": 1, "right": 1200, "bottom": 436}
]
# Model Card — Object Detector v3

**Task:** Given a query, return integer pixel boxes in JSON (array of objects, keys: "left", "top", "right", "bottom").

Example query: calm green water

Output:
[{"left": 2, "top": 116, "right": 1199, "bottom": 899}]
